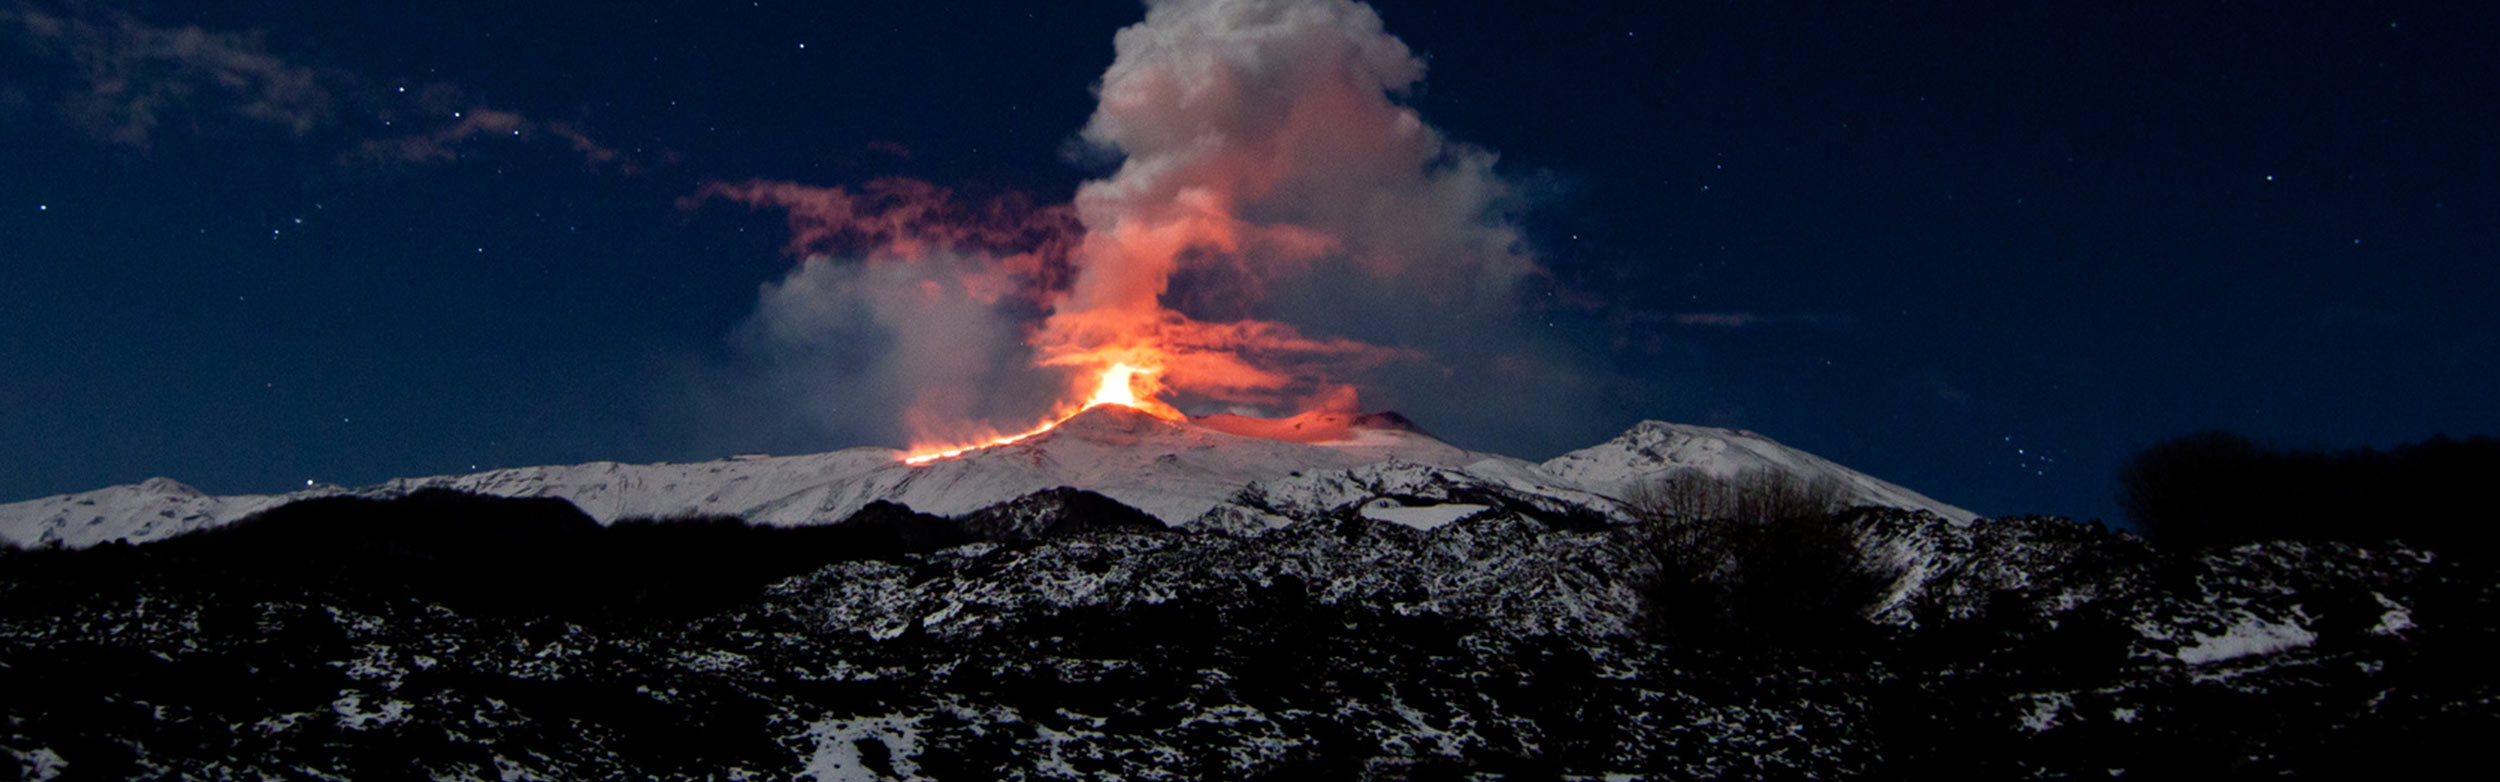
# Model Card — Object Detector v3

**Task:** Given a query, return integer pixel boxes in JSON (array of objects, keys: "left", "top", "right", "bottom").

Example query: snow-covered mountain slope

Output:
[
  {"left": 0, "top": 478, "right": 306, "bottom": 550},
  {"left": 1539, "top": 420, "right": 1972, "bottom": 521},
  {"left": 0, "top": 408, "right": 1971, "bottom": 548}
]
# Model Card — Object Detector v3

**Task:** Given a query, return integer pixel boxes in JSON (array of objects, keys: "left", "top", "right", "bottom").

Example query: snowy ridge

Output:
[
  {"left": 1539, "top": 420, "right": 1974, "bottom": 521},
  {"left": 0, "top": 478, "right": 307, "bottom": 550},
  {"left": 1, "top": 409, "right": 1971, "bottom": 548}
]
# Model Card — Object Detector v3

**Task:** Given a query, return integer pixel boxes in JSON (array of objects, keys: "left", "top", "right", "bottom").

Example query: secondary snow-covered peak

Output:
[
  {"left": 134, "top": 476, "right": 205, "bottom": 498},
  {"left": 1540, "top": 421, "right": 1787, "bottom": 486},
  {"left": 0, "top": 478, "right": 304, "bottom": 549},
  {"left": 1540, "top": 420, "right": 1976, "bottom": 522}
]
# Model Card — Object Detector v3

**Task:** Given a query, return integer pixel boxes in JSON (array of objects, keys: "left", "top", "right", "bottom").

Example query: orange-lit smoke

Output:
[
  {"left": 984, "top": 0, "right": 1528, "bottom": 455},
  {"left": 699, "top": 0, "right": 1540, "bottom": 461}
]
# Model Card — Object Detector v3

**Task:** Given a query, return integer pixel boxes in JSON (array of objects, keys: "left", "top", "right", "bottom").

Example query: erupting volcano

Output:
[
  {"left": 901, "top": 361, "right": 1186, "bottom": 464},
  {"left": 699, "top": 0, "right": 1546, "bottom": 466}
]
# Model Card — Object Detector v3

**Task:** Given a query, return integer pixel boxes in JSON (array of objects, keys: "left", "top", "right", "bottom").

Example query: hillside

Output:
[{"left": 1, "top": 490, "right": 2487, "bottom": 779}]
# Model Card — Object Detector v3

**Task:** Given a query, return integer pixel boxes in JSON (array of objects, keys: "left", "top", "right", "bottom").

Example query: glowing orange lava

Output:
[
  {"left": 1081, "top": 362, "right": 1184, "bottom": 419},
  {"left": 901, "top": 361, "right": 1183, "bottom": 464}
]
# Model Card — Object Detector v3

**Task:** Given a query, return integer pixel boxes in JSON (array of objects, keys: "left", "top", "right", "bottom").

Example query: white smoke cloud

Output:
[
  {"left": 1072, "top": 0, "right": 1534, "bottom": 299},
  {"left": 731, "top": 251, "right": 1067, "bottom": 449},
  {"left": 703, "top": 0, "right": 1609, "bottom": 454}
]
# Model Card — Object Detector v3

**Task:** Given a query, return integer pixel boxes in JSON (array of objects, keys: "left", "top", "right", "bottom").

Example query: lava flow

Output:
[{"left": 901, "top": 362, "right": 1185, "bottom": 464}]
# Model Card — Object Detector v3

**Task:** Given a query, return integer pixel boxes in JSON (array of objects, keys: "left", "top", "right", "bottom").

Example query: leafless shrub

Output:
[
  {"left": 1626, "top": 467, "right": 1849, "bottom": 526},
  {"left": 1626, "top": 468, "right": 1890, "bottom": 648}
]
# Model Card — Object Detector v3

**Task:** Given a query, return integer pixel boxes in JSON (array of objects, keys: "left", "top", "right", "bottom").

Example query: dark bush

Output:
[
  {"left": 2118, "top": 430, "right": 2500, "bottom": 554},
  {"left": 140, "top": 489, "right": 943, "bottom": 622},
  {"left": 32, "top": 487, "right": 1171, "bottom": 623},
  {"left": 126, "top": 487, "right": 910, "bottom": 622},
  {"left": 957, "top": 487, "right": 1166, "bottom": 542},
  {"left": 1628, "top": 469, "right": 1894, "bottom": 649}
]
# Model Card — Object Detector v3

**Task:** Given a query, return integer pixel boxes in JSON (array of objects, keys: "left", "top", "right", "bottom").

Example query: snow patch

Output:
[
  {"left": 2369, "top": 592, "right": 2415, "bottom": 636},
  {"left": 1358, "top": 499, "right": 1488, "bottom": 530},
  {"left": 2016, "top": 692, "right": 2071, "bottom": 732},
  {"left": 802, "top": 713, "right": 928, "bottom": 781},
  {"left": 2175, "top": 612, "right": 2317, "bottom": 665},
  {"left": 492, "top": 753, "right": 555, "bottom": 782},
  {"left": 253, "top": 710, "right": 318, "bottom": 736},
  {"left": 331, "top": 691, "right": 413, "bottom": 731},
  {"left": 675, "top": 648, "right": 753, "bottom": 672},
  {"left": 6, "top": 748, "right": 67, "bottom": 781}
]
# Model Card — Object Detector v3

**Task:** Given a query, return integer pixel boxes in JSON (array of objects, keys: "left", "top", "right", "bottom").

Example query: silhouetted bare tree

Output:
[{"left": 1628, "top": 469, "right": 1892, "bottom": 648}]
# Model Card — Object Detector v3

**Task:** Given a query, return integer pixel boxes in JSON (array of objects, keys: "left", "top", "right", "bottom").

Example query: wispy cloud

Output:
[
  {"left": 1672, "top": 312, "right": 1763, "bottom": 328},
  {"left": 686, "top": 177, "right": 1079, "bottom": 270},
  {"left": 356, "top": 108, "right": 631, "bottom": 171},
  {"left": 1670, "top": 311, "right": 1854, "bottom": 329},
  {"left": 1, "top": 2, "right": 634, "bottom": 169},
  {"left": 3, "top": 4, "right": 332, "bottom": 147}
]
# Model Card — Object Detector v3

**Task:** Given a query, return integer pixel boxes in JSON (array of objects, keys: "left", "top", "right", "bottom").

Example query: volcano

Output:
[{"left": 0, "top": 409, "right": 1970, "bottom": 549}]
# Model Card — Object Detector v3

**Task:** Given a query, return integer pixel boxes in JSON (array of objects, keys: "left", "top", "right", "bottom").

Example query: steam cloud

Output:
[{"left": 703, "top": 0, "right": 1592, "bottom": 453}]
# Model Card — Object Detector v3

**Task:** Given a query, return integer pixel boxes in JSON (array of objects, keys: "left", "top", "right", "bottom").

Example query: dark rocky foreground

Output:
[{"left": 1, "top": 490, "right": 2493, "bottom": 780}]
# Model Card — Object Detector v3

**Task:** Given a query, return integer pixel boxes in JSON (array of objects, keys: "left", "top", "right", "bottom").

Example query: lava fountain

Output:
[{"left": 900, "top": 361, "right": 1185, "bottom": 464}]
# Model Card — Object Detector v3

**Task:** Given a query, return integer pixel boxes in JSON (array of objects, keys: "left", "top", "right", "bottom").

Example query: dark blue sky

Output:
[{"left": 3, "top": 0, "right": 2493, "bottom": 524}]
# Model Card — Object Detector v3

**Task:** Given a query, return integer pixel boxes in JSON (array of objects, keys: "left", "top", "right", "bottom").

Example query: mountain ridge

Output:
[{"left": 0, "top": 410, "right": 1973, "bottom": 549}]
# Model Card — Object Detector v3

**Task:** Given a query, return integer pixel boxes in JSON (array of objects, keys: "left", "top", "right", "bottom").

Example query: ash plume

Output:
[{"left": 697, "top": 0, "right": 1594, "bottom": 453}]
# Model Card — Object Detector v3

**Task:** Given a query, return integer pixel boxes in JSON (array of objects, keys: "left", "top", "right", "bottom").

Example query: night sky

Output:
[{"left": 4, "top": 0, "right": 2494, "bottom": 525}]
